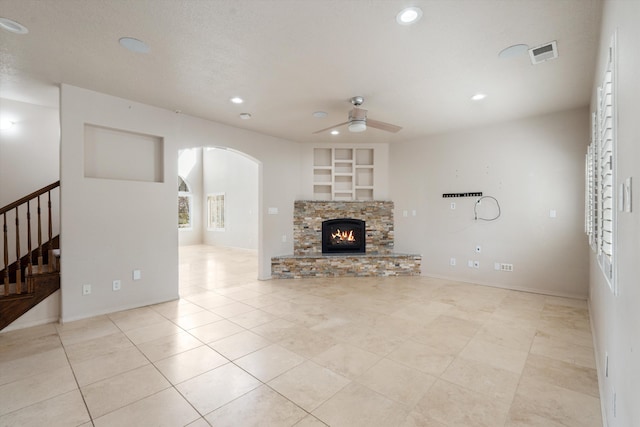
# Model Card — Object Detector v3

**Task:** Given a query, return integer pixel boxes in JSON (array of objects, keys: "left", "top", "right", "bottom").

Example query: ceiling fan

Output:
[{"left": 313, "top": 96, "right": 402, "bottom": 134}]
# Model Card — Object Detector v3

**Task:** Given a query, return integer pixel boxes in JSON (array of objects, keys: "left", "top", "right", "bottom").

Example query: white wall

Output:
[
  {"left": 0, "top": 97, "right": 61, "bottom": 330},
  {"left": 0, "top": 99, "right": 60, "bottom": 204},
  {"left": 60, "top": 85, "right": 181, "bottom": 321},
  {"left": 203, "top": 147, "right": 258, "bottom": 250},
  {"left": 589, "top": 1, "right": 640, "bottom": 426},
  {"left": 59, "top": 85, "right": 301, "bottom": 324},
  {"left": 390, "top": 108, "right": 590, "bottom": 298},
  {"left": 178, "top": 147, "right": 203, "bottom": 246}
]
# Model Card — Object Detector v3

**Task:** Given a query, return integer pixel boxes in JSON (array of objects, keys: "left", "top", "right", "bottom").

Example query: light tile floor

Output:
[{"left": 0, "top": 245, "right": 602, "bottom": 426}]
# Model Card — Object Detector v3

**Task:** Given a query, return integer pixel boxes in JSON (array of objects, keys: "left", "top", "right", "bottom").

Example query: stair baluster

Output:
[
  {"left": 3, "top": 214, "right": 8, "bottom": 296},
  {"left": 48, "top": 191, "right": 53, "bottom": 272},
  {"left": 27, "top": 201, "right": 33, "bottom": 292},
  {"left": 15, "top": 206, "right": 22, "bottom": 294},
  {"left": 37, "top": 195, "right": 43, "bottom": 270}
]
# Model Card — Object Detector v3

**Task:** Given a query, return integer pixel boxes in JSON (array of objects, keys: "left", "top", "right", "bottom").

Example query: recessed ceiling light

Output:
[
  {"left": 471, "top": 93, "right": 487, "bottom": 101},
  {"left": 0, "top": 17, "right": 28, "bottom": 34},
  {"left": 239, "top": 113, "right": 252, "bottom": 120},
  {"left": 499, "top": 44, "right": 529, "bottom": 59},
  {"left": 230, "top": 97, "right": 244, "bottom": 104},
  {"left": 0, "top": 119, "right": 15, "bottom": 130},
  {"left": 313, "top": 111, "right": 328, "bottom": 118},
  {"left": 396, "top": 7, "right": 423, "bottom": 25},
  {"left": 330, "top": 130, "right": 340, "bottom": 135},
  {"left": 119, "top": 37, "right": 150, "bottom": 54}
]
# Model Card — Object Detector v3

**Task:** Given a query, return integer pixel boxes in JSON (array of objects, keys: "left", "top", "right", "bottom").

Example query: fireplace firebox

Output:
[{"left": 322, "top": 218, "right": 366, "bottom": 254}]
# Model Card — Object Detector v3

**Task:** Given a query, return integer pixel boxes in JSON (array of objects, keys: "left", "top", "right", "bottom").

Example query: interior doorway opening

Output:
[{"left": 178, "top": 146, "right": 260, "bottom": 292}]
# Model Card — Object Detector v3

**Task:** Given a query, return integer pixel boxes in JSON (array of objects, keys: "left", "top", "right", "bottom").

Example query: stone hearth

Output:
[{"left": 271, "top": 201, "right": 421, "bottom": 278}]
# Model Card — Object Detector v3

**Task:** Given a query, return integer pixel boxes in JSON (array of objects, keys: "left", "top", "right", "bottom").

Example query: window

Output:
[
  {"left": 207, "top": 193, "right": 225, "bottom": 230},
  {"left": 585, "top": 114, "right": 597, "bottom": 251},
  {"left": 178, "top": 176, "right": 192, "bottom": 229},
  {"left": 586, "top": 34, "right": 616, "bottom": 292}
]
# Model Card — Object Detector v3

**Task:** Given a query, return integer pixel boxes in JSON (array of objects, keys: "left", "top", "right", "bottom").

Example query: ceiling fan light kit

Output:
[{"left": 348, "top": 120, "right": 367, "bottom": 132}]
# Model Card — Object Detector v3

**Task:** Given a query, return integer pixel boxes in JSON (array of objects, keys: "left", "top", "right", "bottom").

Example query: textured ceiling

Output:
[{"left": 0, "top": 0, "right": 602, "bottom": 144}]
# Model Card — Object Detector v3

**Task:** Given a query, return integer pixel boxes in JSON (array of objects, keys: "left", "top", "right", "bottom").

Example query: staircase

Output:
[{"left": 1, "top": 181, "right": 60, "bottom": 330}]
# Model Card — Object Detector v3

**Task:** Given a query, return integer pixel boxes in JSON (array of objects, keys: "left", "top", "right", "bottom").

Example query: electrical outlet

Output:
[
  {"left": 473, "top": 260, "right": 480, "bottom": 269},
  {"left": 500, "top": 263, "right": 514, "bottom": 272},
  {"left": 450, "top": 202, "right": 456, "bottom": 210},
  {"left": 82, "top": 284, "right": 91, "bottom": 295},
  {"left": 112, "top": 280, "right": 121, "bottom": 291},
  {"left": 133, "top": 269, "right": 141, "bottom": 280},
  {"left": 450, "top": 257, "right": 456, "bottom": 266},
  {"left": 468, "top": 260, "right": 474, "bottom": 268},
  {"left": 494, "top": 262, "right": 500, "bottom": 271}
]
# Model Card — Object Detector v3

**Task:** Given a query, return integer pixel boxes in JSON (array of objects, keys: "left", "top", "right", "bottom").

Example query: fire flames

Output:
[{"left": 331, "top": 228, "right": 356, "bottom": 243}]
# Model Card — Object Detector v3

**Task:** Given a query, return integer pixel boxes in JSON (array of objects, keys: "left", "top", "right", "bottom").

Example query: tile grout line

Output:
[{"left": 56, "top": 325, "right": 97, "bottom": 427}]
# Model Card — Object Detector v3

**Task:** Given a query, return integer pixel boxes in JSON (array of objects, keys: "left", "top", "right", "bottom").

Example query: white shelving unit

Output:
[{"left": 313, "top": 147, "right": 374, "bottom": 201}]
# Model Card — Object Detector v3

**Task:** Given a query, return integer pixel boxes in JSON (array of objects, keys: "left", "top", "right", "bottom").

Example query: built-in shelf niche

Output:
[
  {"left": 313, "top": 147, "right": 374, "bottom": 201},
  {"left": 84, "top": 124, "right": 164, "bottom": 182}
]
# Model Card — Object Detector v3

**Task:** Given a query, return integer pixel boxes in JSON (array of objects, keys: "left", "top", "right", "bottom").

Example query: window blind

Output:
[
  {"left": 585, "top": 139, "right": 596, "bottom": 249},
  {"left": 597, "top": 46, "right": 616, "bottom": 285}
]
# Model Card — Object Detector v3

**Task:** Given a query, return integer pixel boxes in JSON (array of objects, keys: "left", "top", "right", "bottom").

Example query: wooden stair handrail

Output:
[
  {"left": 0, "top": 181, "right": 60, "bottom": 215},
  {"left": 1, "top": 181, "right": 60, "bottom": 297}
]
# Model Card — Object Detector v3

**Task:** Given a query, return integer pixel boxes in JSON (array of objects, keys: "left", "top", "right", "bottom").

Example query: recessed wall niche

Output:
[{"left": 84, "top": 124, "right": 164, "bottom": 182}]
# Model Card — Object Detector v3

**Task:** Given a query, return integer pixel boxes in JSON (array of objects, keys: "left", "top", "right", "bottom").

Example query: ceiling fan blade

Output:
[
  {"left": 312, "top": 121, "right": 350, "bottom": 134},
  {"left": 366, "top": 118, "right": 402, "bottom": 133}
]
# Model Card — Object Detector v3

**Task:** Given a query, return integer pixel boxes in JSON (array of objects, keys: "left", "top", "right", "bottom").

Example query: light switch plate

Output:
[{"left": 624, "top": 177, "right": 632, "bottom": 213}]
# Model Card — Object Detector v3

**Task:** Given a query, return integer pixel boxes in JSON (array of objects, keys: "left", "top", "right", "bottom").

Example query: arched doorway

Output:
[{"left": 178, "top": 146, "right": 260, "bottom": 293}]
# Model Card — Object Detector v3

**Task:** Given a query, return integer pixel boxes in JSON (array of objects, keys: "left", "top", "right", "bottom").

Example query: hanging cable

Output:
[{"left": 474, "top": 196, "right": 501, "bottom": 221}]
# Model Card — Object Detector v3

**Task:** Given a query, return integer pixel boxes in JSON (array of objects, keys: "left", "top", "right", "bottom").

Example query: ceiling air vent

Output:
[{"left": 529, "top": 41, "right": 558, "bottom": 65}]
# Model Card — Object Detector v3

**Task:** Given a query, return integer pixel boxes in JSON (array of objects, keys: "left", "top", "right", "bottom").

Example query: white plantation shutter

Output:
[
  {"left": 585, "top": 137, "right": 596, "bottom": 249},
  {"left": 207, "top": 193, "right": 225, "bottom": 230},
  {"left": 596, "top": 42, "right": 616, "bottom": 287}
]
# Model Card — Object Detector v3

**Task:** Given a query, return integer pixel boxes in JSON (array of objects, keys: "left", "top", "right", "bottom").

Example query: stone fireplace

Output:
[{"left": 271, "top": 201, "right": 421, "bottom": 278}]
